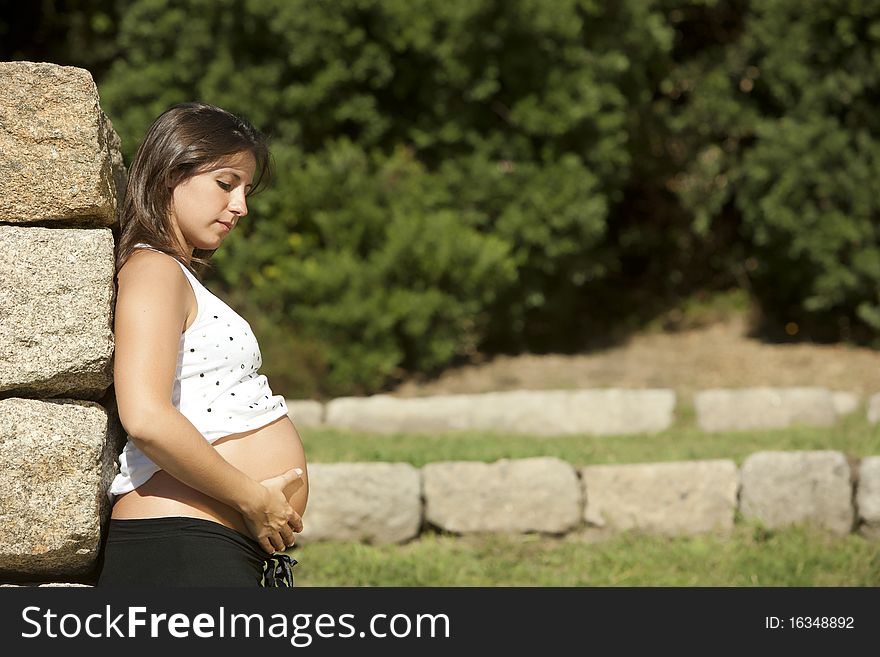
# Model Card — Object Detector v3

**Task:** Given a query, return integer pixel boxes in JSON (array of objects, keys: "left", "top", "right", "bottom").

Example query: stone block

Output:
[
  {"left": 0, "top": 226, "right": 115, "bottom": 398},
  {"left": 285, "top": 400, "right": 323, "bottom": 427},
  {"left": 580, "top": 460, "right": 738, "bottom": 535},
  {"left": 423, "top": 457, "right": 582, "bottom": 534},
  {"left": 695, "top": 387, "right": 836, "bottom": 432},
  {"left": 0, "top": 398, "right": 122, "bottom": 580},
  {"left": 868, "top": 393, "right": 880, "bottom": 425},
  {"left": 739, "top": 451, "right": 853, "bottom": 535},
  {"left": 296, "top": 462, "right": 421, "bottom": 544},
  {"left": 831, "top": 391, "right": 860, "bottom": 416},
  {"left": 0, "top": 61, "right": 125, "bottom": 224},
  {"left": 856, "top": 456, "right": 880, "bottom": 539}
]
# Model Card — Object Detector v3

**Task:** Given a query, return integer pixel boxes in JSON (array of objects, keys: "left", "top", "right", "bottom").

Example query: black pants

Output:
[{"left": 97, "top": 516, "right": 286, "bottom": 587}]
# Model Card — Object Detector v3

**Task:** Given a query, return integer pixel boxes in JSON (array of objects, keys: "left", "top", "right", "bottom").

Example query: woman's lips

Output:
[{"left": 217, "top": 221, "right": 231, "bottom": 233}]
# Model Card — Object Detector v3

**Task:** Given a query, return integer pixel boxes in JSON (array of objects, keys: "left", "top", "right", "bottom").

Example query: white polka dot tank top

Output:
[{"left": 108, "top": 243, "right": 288, "bottom": 499}]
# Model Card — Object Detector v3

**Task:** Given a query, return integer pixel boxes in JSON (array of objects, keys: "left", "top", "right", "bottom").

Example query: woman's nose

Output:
[{"left": 229, "top": 191, "right": 248, "bottom": 216}]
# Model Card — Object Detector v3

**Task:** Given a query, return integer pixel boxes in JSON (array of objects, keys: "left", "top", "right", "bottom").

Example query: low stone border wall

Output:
[
  {"left": 289, "top": 387, "right": 877, "bottom": 435},
  {"left": 323, "top": 389, "right": 677, "bottom": 436},
  {"left": 297, "top": 450, "right": 878, "bottom": 545}
]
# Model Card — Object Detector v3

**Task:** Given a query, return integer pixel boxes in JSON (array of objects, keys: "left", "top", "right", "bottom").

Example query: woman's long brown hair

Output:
[{"left": 115, "top": 102, "right": 271, "bottom": 280}]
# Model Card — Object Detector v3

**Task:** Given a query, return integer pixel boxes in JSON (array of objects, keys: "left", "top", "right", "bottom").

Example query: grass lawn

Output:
[
  {"left": 296, "top": 403, "right": 880, "bottom": 468},
  {"left": 293, "top": 522, "right": 880, "bottom": 587}
]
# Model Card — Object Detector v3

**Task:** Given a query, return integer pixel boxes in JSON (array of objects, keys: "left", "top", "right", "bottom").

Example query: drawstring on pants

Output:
[{"left": 260, "top": 552, "right": 297, "bottom": 587}]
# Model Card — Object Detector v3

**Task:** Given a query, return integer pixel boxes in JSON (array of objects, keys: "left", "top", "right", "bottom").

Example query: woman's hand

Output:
[{"left": 240, "top": 467, "right": 305, "bottom": 554}]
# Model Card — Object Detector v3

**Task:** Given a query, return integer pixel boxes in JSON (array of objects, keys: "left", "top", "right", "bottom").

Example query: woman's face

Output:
[{"left": 169, "top": 150, "right": 257, "bottom": 254}]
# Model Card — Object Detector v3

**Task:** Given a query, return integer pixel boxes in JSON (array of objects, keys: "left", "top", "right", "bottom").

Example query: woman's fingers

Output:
[
  {"left": 280, "top": 526, "right": 296, "bottom": 547},
  {"left": 281, "top": 467, "right": 304, "bottom": 485},
  {"left": 259, "top": 532, "right": 289, "bottom": 554},
  {"left": 269, "top": 532, "right": 287, "bottom": 552},
  {"left": 259, "top": 467, "right": 305, "bottom": 500},
  {"left": 261, "top": 467, "right": 303, "bottom": 490}
]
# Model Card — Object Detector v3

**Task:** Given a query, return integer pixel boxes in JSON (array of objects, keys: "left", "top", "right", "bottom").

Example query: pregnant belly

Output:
[{"left": 110, "top": 415, "right": 309, "bottom": 538}]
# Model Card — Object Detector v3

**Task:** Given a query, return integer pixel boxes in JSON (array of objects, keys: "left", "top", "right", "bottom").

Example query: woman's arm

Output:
[
  {"left": 126, "top": 404, "right": 303, "bottom": 552},
  {"left": 113, "top": 250, "right": 300, "bottom": 553}
]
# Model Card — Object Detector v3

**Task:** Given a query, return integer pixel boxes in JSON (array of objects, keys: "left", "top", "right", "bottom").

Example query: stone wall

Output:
[
  {"left": 0, "top": 61, "right": 126, "bottom": 584},
  {"left": 298, "top": 450, "right": 878, "bottom": 544},
  {"left": 289, "top": 386, "right": 874, "bottom": 434}
]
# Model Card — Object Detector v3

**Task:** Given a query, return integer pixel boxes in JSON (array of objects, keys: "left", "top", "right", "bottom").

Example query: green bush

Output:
[
  {"left": 664, "top": 0, "right": 880, "bottom": 342},
  {"left": 100, "top": 0, "right": 674, "bottom": 395},
  {"left": 217, "top": 139, "right": 516, "bottom": 396}
]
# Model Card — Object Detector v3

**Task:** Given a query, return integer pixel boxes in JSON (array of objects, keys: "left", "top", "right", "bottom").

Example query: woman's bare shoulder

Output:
[
  {"left": 116, "top": 249, "right": 191, "bottom": 312},
  {"left": 118, "top": 248, "right": 185, "bottom": 282}
]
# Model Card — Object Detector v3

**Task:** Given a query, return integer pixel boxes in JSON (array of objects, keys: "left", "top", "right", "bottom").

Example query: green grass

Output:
[
  {"left": 292, "top": 522, "right": 880, "bottom": 586},
  {"left": 297, "top": 404, "right": 880, "bottom": 468}
]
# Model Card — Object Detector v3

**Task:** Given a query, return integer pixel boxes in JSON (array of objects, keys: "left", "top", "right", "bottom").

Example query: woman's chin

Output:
[{"left": 193, "top": 236, "right": 224, "bottom": 251}]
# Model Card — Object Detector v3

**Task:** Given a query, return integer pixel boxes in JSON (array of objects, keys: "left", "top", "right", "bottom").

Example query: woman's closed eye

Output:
[{"left": 217, "top": 180, "right": 232, "bottom": 191}]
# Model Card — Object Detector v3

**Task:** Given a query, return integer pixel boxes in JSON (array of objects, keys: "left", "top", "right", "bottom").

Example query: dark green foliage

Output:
[
  {"left": 663, "top": 0, "right": 880, "bottom": 342},
  {"left": 220, "top": 139, "right": 516, "bottom": 395},
  {"left": 97, "top": 0, "right": 675, "bottom": 395},
  {"left": 15, "top": 0, "right": 870, "bottom": 395}
]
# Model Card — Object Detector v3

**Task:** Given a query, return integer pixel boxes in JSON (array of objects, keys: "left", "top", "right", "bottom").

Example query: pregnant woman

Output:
[{"left": 98, "top": 102, "right": 309, "bottom": 587}]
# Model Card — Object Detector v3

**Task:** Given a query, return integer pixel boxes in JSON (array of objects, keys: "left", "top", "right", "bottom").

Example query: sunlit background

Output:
[{"left": 5, "top": 0, "right": 879, "bottom": 401}]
